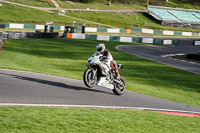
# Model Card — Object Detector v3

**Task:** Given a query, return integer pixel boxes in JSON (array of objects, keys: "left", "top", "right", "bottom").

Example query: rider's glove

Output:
[{"left": 99, "top": 56, "right": 106, "bottom": 61}]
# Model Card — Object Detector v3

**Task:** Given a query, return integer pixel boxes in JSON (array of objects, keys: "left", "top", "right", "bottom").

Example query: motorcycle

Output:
[{"left": 83, "top": 52, "right": 126, "bottom": 95}]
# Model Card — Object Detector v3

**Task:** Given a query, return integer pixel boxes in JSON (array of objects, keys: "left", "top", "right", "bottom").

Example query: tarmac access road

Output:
[
  {"left": 117, "top": 43, "right": 200, "bottom": 74},
  {"left": 0, "top": 69, "right": 200, "bottom": 113}
]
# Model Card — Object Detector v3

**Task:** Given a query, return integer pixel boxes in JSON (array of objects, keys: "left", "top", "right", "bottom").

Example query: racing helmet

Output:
[{"left": 96, "top": 43, "right": 105, "bottom": 53}]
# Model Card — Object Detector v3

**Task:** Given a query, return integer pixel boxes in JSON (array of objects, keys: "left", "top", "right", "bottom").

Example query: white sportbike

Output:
[{"left": 83, "top": 52, "right": 126, "bottom": 95}]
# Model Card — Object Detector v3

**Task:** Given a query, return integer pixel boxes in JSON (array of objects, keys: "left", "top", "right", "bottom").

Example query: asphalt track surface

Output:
[
  {"left": 0, "top": 69, "right": 200, "bottom": 113},
  {"left": 117, "top": 44, "right": 200, "bottom": 74}
]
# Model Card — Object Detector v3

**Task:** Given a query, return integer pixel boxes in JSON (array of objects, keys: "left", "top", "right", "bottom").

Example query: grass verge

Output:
[
  {"left": 165, "top": 0, "right": 200, "bottom": 10},
  {"left": 0, "top": 39, "right": 199, "bottom": 107},
  {"left": 6, "top": 0, "right": 55, "bottom": 7},
  {"left": 65, "top": 11, "right": 200, "bottom": 32},
  {"left": 0, "top": 2, "right": 89, "bottom": 25},
  {"left": 57, "top": 0, "right": 145, "bottom": 10},
  {"left": 0, "top": 106, "right": 199, "bottom": 133}
]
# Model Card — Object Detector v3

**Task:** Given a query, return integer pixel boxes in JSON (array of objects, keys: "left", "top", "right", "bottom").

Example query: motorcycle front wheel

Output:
[
  {"left": 83, "top": 68, "right": 97, "bottom": 88},
  {"left": 113, "top": 76, "right": 126, "bottom": 95}
]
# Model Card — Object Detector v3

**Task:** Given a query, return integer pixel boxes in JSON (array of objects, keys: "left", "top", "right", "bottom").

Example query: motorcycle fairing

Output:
[{"left": 96, "top": 77, "right": 114, "bottom": 90}]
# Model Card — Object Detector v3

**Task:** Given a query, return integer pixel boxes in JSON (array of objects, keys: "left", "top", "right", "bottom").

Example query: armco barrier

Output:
[
  {"left": 131, "top": 27, "right": 200, "bottom": 37},
  {"left": 0, "top": 23, "right": 131, "bottom": 34},
  {"left": 1, "top": 32, "right": 198, "bottom": 46},
  {"left": 0, "top": 39, "right": 2, "bottom": 50},
  {"left": 65, "top": 33, "right": 179, "bottom": 45},
  {"left": 97, "top": 35, "right": 110, "bottom": 41},
  {"left": 27, "top": 32, "right": 36, "bottom": 38},
  {"left": 0, "top": 32, "right": 59, "bottom": 39},
  {"left": 0, "top": 33, "right": 3, "bottom": 49},
  {"left": 0, "top": 24, "right": 6, "bottom": 28},
  {"left": 194, "top": 41, "right": 200, "bottom": 45},
  {"left": 0, "top": 31, "right": 182, "bottom": 45},
  {"left": 1, "top": 32, "right": 27, "bottom": 39},
  {"left": 84, "top": 26, "right": 200, "bottom": 36},
  {"left": 2, "top": 22, "right": 200, "bottom": 36},
  {"left": 0, "top": 23, "right": 65, "bottom": 31},
  {"left": 0, "top": 32, "right": 2, "bottom": 40}
]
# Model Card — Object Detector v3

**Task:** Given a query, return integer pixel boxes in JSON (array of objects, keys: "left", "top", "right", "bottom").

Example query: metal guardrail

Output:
[
  {"left": 0, "top": 32, "right": 59, "bottom": 39},
  {"left": 0, "top": 32, "right": 2, "bottom": 49},
  {"left": 0, "top": 31, "right": 59, "bottom": 50}
]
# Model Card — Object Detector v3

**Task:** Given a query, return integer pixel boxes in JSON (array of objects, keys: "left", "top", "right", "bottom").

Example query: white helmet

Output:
[{"left": 96, "top": 43, "right": 105, "bottom": 53}]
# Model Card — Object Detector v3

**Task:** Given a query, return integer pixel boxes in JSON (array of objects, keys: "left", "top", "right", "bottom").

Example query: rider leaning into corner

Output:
[{"left": 96, "top": 43, "right": 120, "bottom": 79}]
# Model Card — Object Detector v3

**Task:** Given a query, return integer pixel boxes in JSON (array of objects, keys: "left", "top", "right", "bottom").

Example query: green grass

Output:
[
  {"left": 165, "top": 0, "right": 200, "bottom": 10},
  {"left": 0, "top": 2, "right": 89, "bottom": 25},
  {"left": 57, "top": 0, "right": 145, "bottom": 10},
  {"left": 66, "top": 11, "right": 200, "bottom": 32},
  {"left": 0, "top": 106, "right": 199, "bottom": 133},
  {"left": 0, "top": 39, "right": 199, "bottom": 107},
  {"left": 5, "top": 0, "right": 200, "bottom": 11},
  {"left": 6, "top": 0, "right": 55, "bottom": 7}
]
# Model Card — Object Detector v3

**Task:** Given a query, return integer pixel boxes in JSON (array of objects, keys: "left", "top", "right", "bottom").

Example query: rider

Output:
[{"left": 96, "top": 43, "right": 120, "bottom": 79}]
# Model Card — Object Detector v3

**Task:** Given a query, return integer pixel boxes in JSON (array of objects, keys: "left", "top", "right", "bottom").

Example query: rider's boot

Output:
[
  {"left": 116, "top": 73, "right": 120, "bottom": 80},
  {"left": 115, "top": 68, "right": 120, "bottom": 79}
]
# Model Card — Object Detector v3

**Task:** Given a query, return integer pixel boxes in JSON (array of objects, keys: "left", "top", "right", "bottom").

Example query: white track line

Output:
[
  {"left": 0, "top": 103, "right": 200, "bottom": 114},
  {"left": 161, "top": 53, "right": 200, "bottom": 66},
  {"left": 116, "top": 46, "right": 200, "bottom": 75}
]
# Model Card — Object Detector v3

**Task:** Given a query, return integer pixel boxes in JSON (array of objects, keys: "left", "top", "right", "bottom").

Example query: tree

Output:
[
  {"left": 109, "top": 0, "right": 112, "bottom": 5},
  {"left": 146, "top": 0, "right": 150, "bottom": 6}
]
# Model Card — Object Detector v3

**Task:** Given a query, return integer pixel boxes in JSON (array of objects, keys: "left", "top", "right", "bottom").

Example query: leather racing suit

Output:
[{"left": 100, "top": 49, "right": 120, "bottom": 79}]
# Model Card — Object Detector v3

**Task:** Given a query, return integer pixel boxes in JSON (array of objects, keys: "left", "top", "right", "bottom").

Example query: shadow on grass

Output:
[
  {"left": 0, "top": 73, "right": 113, "bottom": 95},
  {"left": 3, "top": 39, "right": 140, "bottom": 61},
  {"left": 4, "top": 39, "right": 95, "bottom": 59}
]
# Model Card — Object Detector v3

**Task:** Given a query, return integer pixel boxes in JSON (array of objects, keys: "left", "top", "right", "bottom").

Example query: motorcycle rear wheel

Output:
[
  {"left": 113, "top": 77, "right": 126, "bottom": 95},
  {"left": 83, "top": 68, "right": 97, "bottom": 88}
]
